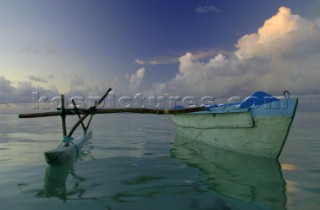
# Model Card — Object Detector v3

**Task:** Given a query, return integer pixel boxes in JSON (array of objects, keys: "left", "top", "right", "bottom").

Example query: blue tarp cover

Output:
[
  {"left": 239, "top": 91, "right": 279, "bottom": 109},
  {"left": 174, "top": 91, "right": 279, "bottom": 110}
]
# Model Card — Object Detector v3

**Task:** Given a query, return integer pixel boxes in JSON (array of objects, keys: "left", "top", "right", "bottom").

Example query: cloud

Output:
[
  {"left": 126, "top": 68, "right": 145, "bottom": 90},
  {"left": 70, "top": 74, "right": 85, "bottom": 90},
  {"left": 0, "top": 76, "right": 59, "bottom": 104},
  {"left": 135, "top": 49, "right": 225, "bottom": 65},
  {"left": 61, "top": 73, "right": 91, "bottom": 94},
  {"left": 2, "top": 6, "right": 320, "bottom": 112},
  {"left": 152, "top": 52, "right": 255, "bottom": 97},
  {"left": 19, "top": 44, "right": 60, "bottom": 56},
  {"left": 235, "top": 7, "right": 320, "bottom": 60},
  {"left": 135, "top": 57, "right": 178, "bottom": 65},
  {"left": 0, "top": 76, "right": 14, "bottom": 104},
  {"left": 28, "top": 75, "right": 48, "bottom": 83},
  {"left": 196, "top": 5, "right": 219, "bottom": 14},
  {"left": 152, "top": 7, "right": 320, "bottom": 99}
]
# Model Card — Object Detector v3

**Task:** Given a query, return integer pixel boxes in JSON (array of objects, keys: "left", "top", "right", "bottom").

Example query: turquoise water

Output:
[{"left": 0, "top": 112, "right": 319, "bottom": 210}]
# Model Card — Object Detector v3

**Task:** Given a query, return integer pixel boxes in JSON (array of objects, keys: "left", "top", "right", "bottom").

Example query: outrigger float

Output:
[
  {"left": 19, "top": 89, "right": 298, "bottom": 166},
  {"left": 19, "top": 88, "right": 205, "bottom": 167}
]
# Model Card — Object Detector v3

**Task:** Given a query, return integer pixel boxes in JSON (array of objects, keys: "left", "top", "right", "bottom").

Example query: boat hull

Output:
[
  {"left": 172, "top": 98, "right": 298, "bottom": 159},
  {"left": 44, "top": 129, "right": 92, "bottom": 167}
]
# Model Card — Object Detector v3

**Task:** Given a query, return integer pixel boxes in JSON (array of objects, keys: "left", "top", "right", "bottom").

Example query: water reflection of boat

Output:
[
  {"left": 43, "top": 163, "right": 73, "bottom": 200},
  {"left": 42, "top": 146, "right": 92, "bottom": 200},
  {"left": 171, "top": 136, "right": 287, "bottom": 210}
]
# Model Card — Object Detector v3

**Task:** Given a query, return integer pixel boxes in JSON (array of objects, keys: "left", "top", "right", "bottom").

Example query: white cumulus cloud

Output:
[
  {"left": 152, "top": 7, "right": 320, "bottom": 99},
  {"left": 235, "top": 7, "right": 320, "bottom": 59},
  {"left": 126, "top": 68, "right": 145, "bottom": 90}
]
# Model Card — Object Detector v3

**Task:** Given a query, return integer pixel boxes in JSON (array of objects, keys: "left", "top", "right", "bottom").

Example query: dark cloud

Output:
[
  {"left": 195, "top": 5, "right": 219, "bottom": 14},
  {"left": 28, "top": 75, "right": 48, "bottom": 83},
  {"left": 19, "top": 45, "right": 60, "bottom": 56},
  {"left": 0, "top": 76, "right": 59, "bottom": 104}
]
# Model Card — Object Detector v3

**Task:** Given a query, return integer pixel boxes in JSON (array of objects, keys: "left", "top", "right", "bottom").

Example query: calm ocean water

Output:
[{"left": 0, "top": 112, "right": 319, "bottom": 210}]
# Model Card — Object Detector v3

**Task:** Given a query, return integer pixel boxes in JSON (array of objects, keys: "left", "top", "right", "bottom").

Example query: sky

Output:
[{"left": 1, "top": 0, "right": 320, "bottom": 112}]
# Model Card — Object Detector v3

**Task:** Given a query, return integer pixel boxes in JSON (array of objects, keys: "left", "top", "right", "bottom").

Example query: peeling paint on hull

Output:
[{"left": 172, "top": 98, "right": 298, "bottom": 159}]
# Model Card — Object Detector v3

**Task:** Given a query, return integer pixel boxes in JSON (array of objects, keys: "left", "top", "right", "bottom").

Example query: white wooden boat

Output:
[
  {"left": 19, "top": 88, "right": 297, "bottom": 165},
  {"left": 44, "top": 129, "right": 92, "bottom": 167},
  {"left": 172, "top": 91, "right": 298, "bottom": 159}
]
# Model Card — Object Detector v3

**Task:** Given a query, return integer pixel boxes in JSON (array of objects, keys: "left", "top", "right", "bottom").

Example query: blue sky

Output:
[{"left": 1, "top": 0, "right": 320, "bottom": 111}]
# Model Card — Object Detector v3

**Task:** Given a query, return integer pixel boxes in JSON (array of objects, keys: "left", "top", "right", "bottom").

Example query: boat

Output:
[
  {"left": 44, "top": 129, "right": 92, "bottom": 167},
  {"left": 172, "top": 91, "right": 298, "bottom": 159},
  {"left": 19, "top": 88, "right": 297, "bottom": 165}
]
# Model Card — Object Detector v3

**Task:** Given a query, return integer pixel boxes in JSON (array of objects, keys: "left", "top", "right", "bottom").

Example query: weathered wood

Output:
[
  {"left": 19, "top": 112, "right": 60, "bottom": 118},
  {"left": 95, "top": 107, "right": 207, "bottom": 114},
  {"left": 71, "top": 99, "right": 86, "bottom": 131},
  {"left": 18, "top": 106, "right": 207, "bottom": 118},
  {"left": 67, "top": 88, "right": 112, "bottom": 138},
  {"left": 61, "top": 95, "right": 67, "bottom": 140}
]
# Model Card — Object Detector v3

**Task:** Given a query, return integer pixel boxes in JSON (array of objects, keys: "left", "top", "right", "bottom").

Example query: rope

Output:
[
  {"left": 58, "top": 108, "right": 67, "bottom": 118},
  {"left": 63, "top": 136, "right": 74, "bottom": 143},
  {"left": 63, "top": 136, "right": 79, "bottom": 158},
  {"left": 69, "top": 141, "right": 80, "bottom": 158},
  {"left": 47, "top": 136, "right": 79, "bottom": 165}
]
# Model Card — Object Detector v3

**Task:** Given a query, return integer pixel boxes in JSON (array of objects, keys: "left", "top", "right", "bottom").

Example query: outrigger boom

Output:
[
  {"left": 18, "top": 107, "right": 206, "bottom": 118},
  {"left": 18, "top": 88, "right": 205, "bottom": 167}
]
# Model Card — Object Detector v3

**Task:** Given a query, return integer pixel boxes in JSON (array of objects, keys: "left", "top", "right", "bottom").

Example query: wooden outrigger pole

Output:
[
  {"left": 18, "top": 107, "right": 206, "bottom": 118},
  {"left": 18, "top": 88, "right": 206, "bottom": 167},
  {"left": 60, "top": 95, "right": 68, "bottom": 146}
]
